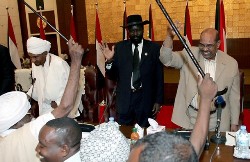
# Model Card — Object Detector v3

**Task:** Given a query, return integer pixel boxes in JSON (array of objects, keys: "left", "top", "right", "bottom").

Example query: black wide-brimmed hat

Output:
[{"left": 122, "top": 14, "right": 150, "bottom": 28}]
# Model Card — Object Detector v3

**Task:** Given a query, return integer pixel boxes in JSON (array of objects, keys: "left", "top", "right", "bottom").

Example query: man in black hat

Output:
[{"left": 100, "top": 14, "right": 164, "bottom": 127}]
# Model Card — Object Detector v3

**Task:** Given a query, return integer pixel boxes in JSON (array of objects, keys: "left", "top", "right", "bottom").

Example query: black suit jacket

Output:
[
  {"left": 106, "top": 39, "right": 164, "bottom": 114},
  {"left": 0, "top": 45, "right": 15, "bottom": 95}
]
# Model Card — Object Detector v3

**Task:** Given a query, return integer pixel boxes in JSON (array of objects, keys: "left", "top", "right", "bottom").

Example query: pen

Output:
[{"left": 228, "top": 133, "right": 236, "bottom": 138}]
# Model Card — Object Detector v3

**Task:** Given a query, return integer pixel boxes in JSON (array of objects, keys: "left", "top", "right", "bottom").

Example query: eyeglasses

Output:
[{"left": 198, "top": 42, "right": 217, "bottom": 49}]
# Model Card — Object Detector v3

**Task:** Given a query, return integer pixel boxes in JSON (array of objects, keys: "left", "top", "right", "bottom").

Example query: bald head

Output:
[{"left": 200, "top": 28, "right": 219, "bottom": 43}]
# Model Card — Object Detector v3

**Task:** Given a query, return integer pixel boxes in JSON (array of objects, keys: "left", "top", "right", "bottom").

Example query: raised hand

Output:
[
  {"left": 163, "top": 22, "right": 182, "bottom": 48},
  {"left": 167, "top": 21, "right": 183, "bottom": 38},
  {"left": 99, "top": 41, "right": 115, "bottom": 61},
  {"left": 67, "top": 38, "right": 84, "bottom": 63},
  {"left": 198, "top": 73, "right": 217, "bottom": 102}
]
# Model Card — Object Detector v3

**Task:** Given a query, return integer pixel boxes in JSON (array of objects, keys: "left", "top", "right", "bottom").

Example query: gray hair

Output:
[{"left": 133, "top": 132, "right": 198, "bottom": 162}]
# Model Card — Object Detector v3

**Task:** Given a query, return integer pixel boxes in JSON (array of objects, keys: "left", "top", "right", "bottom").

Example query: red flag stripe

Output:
[
  {"left": 184, "top": 1, "right": 193, "bottom": 46},
  {"left": 39, "top": 17, "right": 46, "bottom": 40},
  {"left": 8, "top": 13, "right": 17, "bottom": 46},
  {"left": 219, "top": 0, "right": 226, "bottom": 52},
  {"left": 70, "top": 6, "right": 77, "bottom": 41},
  {"left": 96, "top": 9, "right": 105, "bottom": 77},
  {"left": 8, "top": 12, "right": 21, "bottom": 69},
  {"left": 96, "top": 10, "right": 102, "bottom": 43}
]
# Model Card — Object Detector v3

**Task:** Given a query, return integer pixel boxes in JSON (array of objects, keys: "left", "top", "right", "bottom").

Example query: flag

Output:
[
  {"left": 149, "top": 4, "right": 154, "bottom": 41},
  {"left": 39, "top": 13, "right": 46, "bottom": 40},
  {"left": 70, "top": 5, "right": 77, "bottom": 41},
  {"left": 122, "top": 6, "right": 129, "bottom": 40},
  {"left": 8, "top": 12, "right": 21, "bottom": 69},
  {"left": 184, "top": 1, "right": 192, "bottom": 46},
  {"left": 96, "top": 9, "right": 105, "bottom": 77},
  {"left": 215, "top": 0, "right": 226, "bottom": 53}
]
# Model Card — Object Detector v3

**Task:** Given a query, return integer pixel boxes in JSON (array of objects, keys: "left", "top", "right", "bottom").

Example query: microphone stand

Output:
[{"left": 210, "top": 96, "right": 226, "bottom": 144}]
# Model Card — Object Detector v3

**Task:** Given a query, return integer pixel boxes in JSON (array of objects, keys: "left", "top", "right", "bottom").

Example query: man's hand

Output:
[
  {"left": 51, "top": 101, "right": 58, "bottom": 109},
  {"left": 99, "top": 42, "right": 115, "bottom": 61},
  {"left": 198, "top": 73, "right": 217, "bottom": 102},
  {"left": 163, "top": 22, "right": 182, "bottom": 48},
  {"left": 152, "top": 103, "right": 161, "bottom": 116},
  {"left": 68, "top": 38, "right": 84, "bottom": 62}
]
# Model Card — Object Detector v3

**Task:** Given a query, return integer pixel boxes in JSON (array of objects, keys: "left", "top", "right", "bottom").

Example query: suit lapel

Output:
[
  {"left": 125, "top": 41, "right": 133, "bottom": 73},
  {"left": 140, "top": 39, "right": 150, "bottom": 66},
  {"left": 215, "top": 51, "right": 226, "bottom": 81}
]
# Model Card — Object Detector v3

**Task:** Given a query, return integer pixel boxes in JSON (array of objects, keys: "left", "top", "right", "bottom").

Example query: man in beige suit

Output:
[{"left": 160, "top": 27, "right": 240, "bottom": 132}]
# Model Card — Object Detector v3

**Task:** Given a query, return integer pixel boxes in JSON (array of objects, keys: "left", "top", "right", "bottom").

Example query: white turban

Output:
[
  {"left": 27, "top": 37, "right": 51, "bottom": 55},
  {"left": 0, "top": 91, "right": 31, "bottom": 133}
]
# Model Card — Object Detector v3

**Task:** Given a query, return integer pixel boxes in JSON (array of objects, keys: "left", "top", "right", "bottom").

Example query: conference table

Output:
[{"left": 118, "top": 126, "right": 249, "bottom": 162}]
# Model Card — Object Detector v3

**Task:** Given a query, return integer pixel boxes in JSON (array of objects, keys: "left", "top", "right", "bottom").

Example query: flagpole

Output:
[{"left": 123, "top": 0, "right": 126, "bottom": 11}]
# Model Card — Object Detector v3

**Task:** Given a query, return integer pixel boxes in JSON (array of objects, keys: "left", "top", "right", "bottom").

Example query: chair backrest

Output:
[
  {"left": 81, "top": 65, "right": 98, "bottom": 122},
  {"left": 14, "top": 69, "right": 32, "bottom": 92},
  {"left": 104, "top": 78, "right": 117, "bottom": 120}
]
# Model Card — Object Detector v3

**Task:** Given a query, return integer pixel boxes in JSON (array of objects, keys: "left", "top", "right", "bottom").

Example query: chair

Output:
[
  {"left": 14, "top": 69, "right": 32, "bottom": 92},
  {"left": 104, "top": 78, "right": 117, "bottom": 121},
  {"left": 81, "top": 65, "right": 99, "bottom": 122},
  {"left": 156, "top": 105, "right": 181, "bottom": 129}
]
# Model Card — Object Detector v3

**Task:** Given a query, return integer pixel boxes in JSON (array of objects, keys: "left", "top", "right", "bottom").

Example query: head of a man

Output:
[
  {"left": 0, "top": 91, "right": 31, "bottom": 134},
  {"left": 125, "top": 15, "right": 150, "bottom": 45},
  {"left": 36, "top": 117, "right": 82, "bottom": 162},
  {"left": 26, "top": 37, "right": 51, "bottom": 66},
  {"left": 127, "top": 132, "right": 198, "bottom": 162},
  {"left": 198, "top": 28, "right": 220, "bottom": 60}
]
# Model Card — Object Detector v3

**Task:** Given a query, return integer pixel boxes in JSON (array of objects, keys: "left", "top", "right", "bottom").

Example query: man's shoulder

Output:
[
  {"left": 116, "top": 40, "right": 129, "bottom": 46},
  {"left": 218, "top": 50, "right": 238, "bottom": 64},
  {"left": 50, "top": 54, "right": 69, "bottom": 67}
]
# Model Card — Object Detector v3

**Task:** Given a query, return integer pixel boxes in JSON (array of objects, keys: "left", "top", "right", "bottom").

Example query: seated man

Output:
[
  {"left": 36, "top": 117, "right": 82, "bottom": 162},
  {"left": 0, "top": 39, "right": 84, "bottom": 162},
  {"left": 128, "top": 74, "right": 218, "bottom": 161}
]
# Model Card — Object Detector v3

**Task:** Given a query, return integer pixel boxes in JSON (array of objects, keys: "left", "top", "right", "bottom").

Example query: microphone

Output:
[
  {"left": 214, "top": 96, "right": 226, "bottom": 132},
  {"left": 210, "top": 95, "right": 227, "bottom": 144}
]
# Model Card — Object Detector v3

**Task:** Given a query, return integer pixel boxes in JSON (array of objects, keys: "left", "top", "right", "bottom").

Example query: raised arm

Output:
[
  {"left": 52, "top": 39, "right": 84, "bottom": 118},
  {"left": 190, "top": 73, "right": 217, "bottom": 157}
]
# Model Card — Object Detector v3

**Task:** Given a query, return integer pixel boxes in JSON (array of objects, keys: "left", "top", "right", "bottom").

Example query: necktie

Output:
[{"left": 132, "top": 44, "right": 141, "bottom": 89}]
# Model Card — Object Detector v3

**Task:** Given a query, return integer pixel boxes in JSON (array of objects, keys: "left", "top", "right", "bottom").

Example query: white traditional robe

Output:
[
  {"left": 27, "top": 53, "right": 70, "bottom": 115},
  {"left": 0, "top": 113, "right": 55, "bottom": 162}
]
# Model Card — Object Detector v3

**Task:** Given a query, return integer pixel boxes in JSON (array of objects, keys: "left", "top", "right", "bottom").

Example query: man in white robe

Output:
[
  {"left": 0, "top": 39, "right": 84, "bottom": 162},
  {"left": 26, "top": 37, "right": 82, "bottom": 116}
]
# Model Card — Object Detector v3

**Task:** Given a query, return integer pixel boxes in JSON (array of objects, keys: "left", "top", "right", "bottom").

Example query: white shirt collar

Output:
[{"left": 65, "top": 151, "right": 81, "bottom": 162}]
